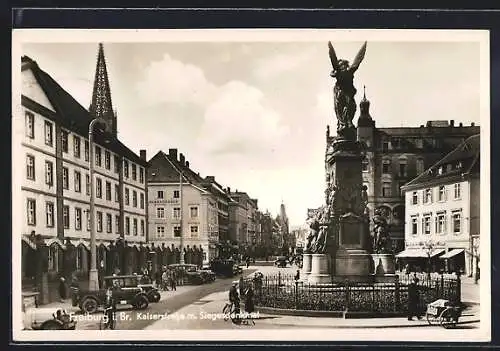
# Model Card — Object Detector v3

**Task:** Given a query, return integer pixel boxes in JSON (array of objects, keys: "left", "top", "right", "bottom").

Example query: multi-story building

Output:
[
  {"left": 146, "top": 149, "right": 220, "bottom": 264},
  {"left": 330, "top": 90, "right": 480, "bottom": 252},
  {"left": 399, "top": 135, "right": 480, "bottom": 276},
  {"left": 18, "top": 44, "right": 148, "bottom": 292},
  {"left": 228, "top": 190, "right": 256, "bottom": 252}
]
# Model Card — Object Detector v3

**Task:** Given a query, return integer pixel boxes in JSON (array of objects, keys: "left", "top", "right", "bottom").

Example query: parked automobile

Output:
[
  {"left": 23, "top": 308, "right": 76, "bottom": 330},
  {"left": 71, "top": 275, "right": 150, "bottom": 314},
  {"left": 136, "top": 281, "right": 161, "bottom": 303},
  {"left": 210, "top": 259, "right": 237, "bottom": 277},
  {"left": 167, "top": 264, "right": 205, "bottom": 285},
  {"left": 274, "top": 256, "right": 288, "bottom": 268},
  {"left": 198, "top": 267, "right": 216, "bottom": 283}
]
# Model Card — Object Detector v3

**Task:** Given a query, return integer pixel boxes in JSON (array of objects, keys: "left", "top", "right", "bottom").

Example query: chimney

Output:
[
  {"left": 179, "top": 153, "right": 185, "bottom": 165},
  {"left": 471, "top": 122, "right": 475, "bottom": 127},
  {"left": 140, "top": 149, "right": 146, "bottom": 161},
  {"left": 206, "top": 176, "right": 215, "bottom": 182},
  {"left": 168, "top": 148, "right": 178, "bottom": 160},
  {"left": 459, "top": 122, "right": 463, "bottom": 127},
  {"left": 450, "top": 120, "right": 454, "bottom": 127},
  {"left": 228, "top": 187, "right": 231, "bottom": 193},
  {"left": 185, "top": 161, "right": 190, "bottom": 168}
]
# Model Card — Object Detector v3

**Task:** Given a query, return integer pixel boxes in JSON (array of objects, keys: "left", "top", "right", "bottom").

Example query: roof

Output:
[
  {"left": 402, "top": 134, "right": 480, "bottom": 190},
  {"left": 21, "top": 56, "right": 146, "bottom": 166}
]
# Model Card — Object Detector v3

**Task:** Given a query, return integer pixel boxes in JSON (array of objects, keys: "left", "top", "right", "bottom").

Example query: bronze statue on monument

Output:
[{"left": 328, "top": 41, "right": 367, "bottom": 140}]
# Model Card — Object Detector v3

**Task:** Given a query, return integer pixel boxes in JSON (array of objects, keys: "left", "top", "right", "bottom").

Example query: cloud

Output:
[{"left": 253, "top": 47, "right": 318, "bottom": 80}]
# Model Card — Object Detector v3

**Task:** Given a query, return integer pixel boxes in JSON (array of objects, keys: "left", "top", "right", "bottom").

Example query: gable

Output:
[{"left": 22, "top": 69, "right": 56, "bottom": 112}]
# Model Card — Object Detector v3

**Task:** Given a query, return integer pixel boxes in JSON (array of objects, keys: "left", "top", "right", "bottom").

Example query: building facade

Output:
[
  {"left": 146, "top": 149, "right": 219, "bottom": 264},
  {"left": 399, "top": 135, "right": 480, "bottom": 277},
  {"left": 332, "top": 90, "right": 481, "bottom": 253},
  {"left": 19, "top": 45, "right": 148, "bottom": 293}
]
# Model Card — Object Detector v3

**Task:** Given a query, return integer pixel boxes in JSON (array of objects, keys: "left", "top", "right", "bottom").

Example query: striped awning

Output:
[
  {"left": 396, "top": 248, "right": 445, "bottom": 258},
  {"left": 440, "top": 249, "right": 465, "bottom": 259}
]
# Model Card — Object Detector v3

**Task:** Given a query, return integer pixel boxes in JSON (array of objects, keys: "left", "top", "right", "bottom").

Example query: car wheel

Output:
[
  {"left": 81, "top": 297, "right": 99, "bottom": 314},
  {"left": 40, "top": 320, "right": 62, "bottom": 330},
  {"left": 134, "top": 295, "right": 149, "bottom": 310},
  {"left": 149, "top": 291, "right": 161, "bottom": 302}
]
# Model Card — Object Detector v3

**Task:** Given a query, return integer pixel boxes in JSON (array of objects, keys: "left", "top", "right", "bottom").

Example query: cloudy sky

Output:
[{"left": 20, "top": 32, "right": 484, "bottom": 227}]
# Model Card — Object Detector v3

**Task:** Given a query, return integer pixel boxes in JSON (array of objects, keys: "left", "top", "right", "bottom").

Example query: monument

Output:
[{"left": 303, "top": 41, "right": 396, "bottom": 285}]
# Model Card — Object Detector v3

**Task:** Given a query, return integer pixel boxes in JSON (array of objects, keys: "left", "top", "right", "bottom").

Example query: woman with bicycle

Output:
[{"left": 101, "top": 287, "right": 117, "bottom": 330}]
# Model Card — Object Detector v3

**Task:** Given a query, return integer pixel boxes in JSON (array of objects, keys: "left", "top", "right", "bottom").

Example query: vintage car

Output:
[
  {"left": 71, "top": 275, "right": 150, "bottom": 314},
  {"left": 137, "top": 282, "right": 161, "bottom": 302},
  {"left": 23, "top": 308, "right": 77, "bottom": 330},
  {"left": 167, "top": 264, "right": 205, "bottom": 285},
  {"left": 274, "top": 256, "right": 288, "bottom": 268},
  {"left": 198, "top": 267, "right": 216, "bottom": 283}
]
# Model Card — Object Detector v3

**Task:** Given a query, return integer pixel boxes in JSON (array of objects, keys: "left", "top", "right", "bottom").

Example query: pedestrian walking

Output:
[
  {"left": 244, "top": 284, "right": 255, "bottom": 314},
  {"left": 58, "top": 277, "right": 67, "bottom": 302},
  {"left": 170, "top": 269, "right": 177, "bottom": 291},
  {"left": 154, "top": 269, "right": 162, "bottom": 288},
  {"left": 239, "top": 276, "right": 245, "bottom": 298},
  {"left": 407, "top": 277, "right": 422, "bottom": 321},
  {"left": 294, "top": 269, "right": 300, "bottom": 281}
]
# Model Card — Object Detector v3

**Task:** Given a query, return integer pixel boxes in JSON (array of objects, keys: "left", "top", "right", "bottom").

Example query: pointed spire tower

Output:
[
  {"left": 357, "top": 86, "right": 375, "bottom": 128},
  {"left": 89, "top": 43, "right": 117, "bottom": 137}
]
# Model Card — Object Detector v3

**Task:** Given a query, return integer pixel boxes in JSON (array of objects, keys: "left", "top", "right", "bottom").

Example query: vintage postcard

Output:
[{"left": 12, "top": 28, "right": 490, "bottom": 342}]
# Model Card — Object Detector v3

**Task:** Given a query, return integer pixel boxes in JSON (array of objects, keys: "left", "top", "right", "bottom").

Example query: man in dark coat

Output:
[
  {"left": 229, "top": 282, "right": 240, "bottom": 315},
  {"left": 407, "top": 278, "right": 422, "bottom": 320}
]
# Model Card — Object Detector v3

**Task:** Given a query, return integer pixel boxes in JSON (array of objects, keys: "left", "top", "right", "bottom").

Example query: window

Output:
[
  {"left": 75, "top": 207, "right": 82, "bottom": 230},
  {"left": 173, "top": 226, "right": 181, "bottom": 237},
  {"left": 114, "top": 184, "right": 119, "bottom": 202},
  {"left": 139, "top": 168, "right": 144, "bottom": 183},
  {"left": 44, "top": 121, "right": 53, "bottom": 146},
  {"left": 438, "top": 186, "right": 446, "bottom": 201},
  {"left": 125, "top": 188, "right": 129, "bottom": 205},
  {"left": 435, "top": 212, "right": 446, "bottom": 234},
  {"left": 75, "top": 248, "right": 82, "bottom": 271},
  {"left": 453, "top": 212, "right": 462, "bottom": 233},
  {"left": 48, "top": 245, "right": 59, "bottom": 272},
  {"left": 132, "top": 164, "right": 137, "bottom": 181},
  {"left": 382, "top": 182, "right": 391, "bottom": 197},
  {"left": 73, "top": 136, "right": 81, "bottom": 158},
  {"left": 96, "top": 211, "right": 103, "bottom": 232},
  {"left": 424, "top": 188, "right": 433, "bottom": 203},
  {"left": 105, "top": 151, "right": 111, "bottom": 170},
  {"left": 46, "top": 202, "right": 54, "bottom": 227},
  {"left": 133, "top": 191, "right": 137, "bottom": 207},
  {"left": 157, "top": 190, "right": 164, "bottom": 199},
  {"left": 399, "top": 160, "right": 407, "bottom": 177},
  {"left": 190, "top": 225, "right": 199, "bottom": 237},
  {"left": 85, "top": 174, "right": 90, "bottom": 195},
  {"left": 115, "top": 215, "right": 120, "bottom": 234},
  {"left": 26, "top": 155, "right": 35, "bottom": 180},
  {"left": 416, "top": 159, "right": 425, "bottom": 175},
  {"left": 74, "top": 171, "right": 81, "bottom": 192},
  {"left": 125, "top": 217, "right": 130, "bottom": 235},
  {"left": 25, "top": 111, "right": 34, "bottom": 138},
  {"left": 45, "top": 161, "right": 53, "bottom": 185},
  {"left": 157, "top": 207, "right": 165, "bottom": 218},
  {"left": 105, "top": 181, "right": 111, "bottom": 201},
  {"left": 423, "top": 215, "right": 431, "bottom": 235},
  {"left": 362, "top": 158, "right": 369, "bottom": 172},
  {"left": 114, "top": 155, "right": 119, "bottom": 173},
  {"left": 63, "top": 205, "right": 69, "bottom": 229},
  {"left": 96, "top": 178, "right": 102, "bottom": 198},
  {"left": 140, "top": 220, "right": 145, "bottom": 236},
  {"left": 382, "top": 140, "right": 389, "bottom": 151},
  {"left": 157, "top": 226, "right": 165, "bottom": 238},
  {"left": 84, "top": 140, "right": 89, "bottom": 162},
  {"left": 454, "top": 183, "right": 461, "bottom": 199},
  {"left": 62, "top": 167, "right": 69, "bottom": 190},
  {"left": 61, "top": 130, "right": 68, "bottom": 153},
  {"left": 95, "top": 146, "right": 101, "bottom": 167},
  {"left": 382, "top": 159, "right": 391, "bottom": 174},
  {"left": 86, "top": 211, "right": 90, "bottom": 231},
  {"left": 123, "top": 160, "right": 129, "bottom": 178},
  {"left": 173, "top": 207, "right": 181, "bottom": 219},
  {"left": 106, "top": 213, "right": 112, "bottom": 233},
  {"left": 133, "top": 218, "right": 138, "bottom": 236},
  {"left": 140, "top": 193, "right": 144, "bottom": 209},
  {"left": 173, "top": 190, "right": 180, "bottom": 199},
  {"left": 412, "top": 191, "right": 418, "bottom": 205},
  {"left": 27, "top": 199, "right": 36, "bottom": 225},
  {"left": 411, "top": 216, "right": 418, "bottom": 235},
  {"left": 190, "top": 206, "right": 198, "bottom": 218}
]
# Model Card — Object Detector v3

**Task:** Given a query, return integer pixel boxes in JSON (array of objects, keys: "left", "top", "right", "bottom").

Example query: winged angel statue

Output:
[{"left": 328, "top": 41, "right": 367, "bottom": 137}]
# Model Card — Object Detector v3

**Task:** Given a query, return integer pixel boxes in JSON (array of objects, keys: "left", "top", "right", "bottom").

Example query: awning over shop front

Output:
[
  {"left": 396, "top": 248, "right": 445, "bottom": 258},
  {"left": 440, "top": 248, "right": 465, "bottom": 259}
]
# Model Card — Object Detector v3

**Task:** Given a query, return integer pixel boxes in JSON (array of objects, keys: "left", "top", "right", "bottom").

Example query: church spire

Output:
[
  {"left": 89, "top": 43, "right": 117, "bottom": 137},
  {"left": 357, "top": 85, "right": 374, "bottom": 127}
]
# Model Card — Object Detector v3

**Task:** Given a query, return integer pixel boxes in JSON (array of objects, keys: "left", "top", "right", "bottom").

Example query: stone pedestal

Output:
[
  {"left": 371, "top": 253, "right": 398, "bottom": 283},
  {"left": 334, "top": 248, "right": 373, "bottom": 282},
  {"left": 301, "top": 253, "right": 312, "bottom": 281},
  {"left": 308, "top": 254, "right": 332, "bottom": 284}
]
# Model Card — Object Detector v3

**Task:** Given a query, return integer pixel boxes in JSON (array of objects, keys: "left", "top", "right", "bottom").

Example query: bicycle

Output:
[{"left": 222, "top": 302, "right": 255, "bottom": 325}]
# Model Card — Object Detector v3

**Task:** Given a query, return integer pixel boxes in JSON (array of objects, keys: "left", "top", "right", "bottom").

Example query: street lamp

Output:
[{"left": 88, "top": 118, "right": 105, "bottom": 290}]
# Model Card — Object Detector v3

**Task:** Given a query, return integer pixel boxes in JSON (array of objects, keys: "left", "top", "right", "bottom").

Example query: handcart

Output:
[{"left": 425, "top": 299, "right": 463, "bottom": 329}]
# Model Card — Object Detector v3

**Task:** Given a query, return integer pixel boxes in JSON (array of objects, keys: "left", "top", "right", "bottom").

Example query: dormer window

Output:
[
  {"left": 446, "top": 164, "right": 453, "bottom": 172},
  {"left": 456, "top": 161, "right": 463, "bottom": 169},
  {"left": 438, "top": 166, "right": 443, "bottom": 175}
]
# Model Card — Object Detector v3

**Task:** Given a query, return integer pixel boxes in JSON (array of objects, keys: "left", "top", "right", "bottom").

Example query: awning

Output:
[
  {"left": 396, "top": 248, "right": 445, "bottom": 258},
  {"left": 440, "top": 249, "right": 465, "bottom": 259}
]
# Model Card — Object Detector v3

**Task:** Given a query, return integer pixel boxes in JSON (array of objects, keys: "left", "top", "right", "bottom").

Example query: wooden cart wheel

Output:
[
  {"left": 426, "top": 313, "right": 435, "bottom": 325},
  {"left": 439, "top": 308, "right": 457, "bottom": 329}
]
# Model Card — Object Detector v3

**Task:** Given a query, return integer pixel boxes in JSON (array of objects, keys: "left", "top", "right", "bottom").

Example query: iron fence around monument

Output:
[{"left": 248, "top": 273, "right": 460, "bottom": 314}]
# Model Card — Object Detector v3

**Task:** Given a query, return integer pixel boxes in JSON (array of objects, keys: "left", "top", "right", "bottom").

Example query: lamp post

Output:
[{"left": 88, "top": 118, "right": 105, "bottom": 290}]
